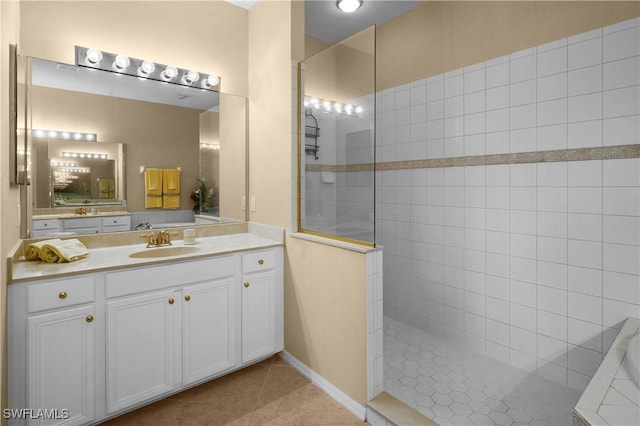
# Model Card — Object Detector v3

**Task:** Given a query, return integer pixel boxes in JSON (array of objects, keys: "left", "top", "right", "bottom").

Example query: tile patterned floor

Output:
[
  {"left": 102, "top": 355, "right": 367, "bottom": 426},
  {"left": 384, "top": 317, "right": 582, "bottom": 426}
]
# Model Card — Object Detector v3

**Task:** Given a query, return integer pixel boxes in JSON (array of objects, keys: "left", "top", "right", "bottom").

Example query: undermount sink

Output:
[{"left": 128, "top": 246, "right": 202, "bottom": 259}]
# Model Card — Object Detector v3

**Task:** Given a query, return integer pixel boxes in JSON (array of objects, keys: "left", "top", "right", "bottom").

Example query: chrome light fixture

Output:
[
  {"left": 337, "top": 0, "right": 362, "bottom": 13},
  {"left": 303, "top": 96, "right": 362, "bottom": 117},
  {"left": 33, "top": 128, "right": 97, "bottom": 141},
  {"left": 75, "top": 46, "right": 221, "bottom": 91}
]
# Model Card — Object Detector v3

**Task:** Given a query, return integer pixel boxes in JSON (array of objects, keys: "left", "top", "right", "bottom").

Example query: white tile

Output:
[
  {"left": 486, "top": 231, "right": 509, "bottom": 255},
  {"left": 538, "top": 187, "right": 568, "bottom": 213},
  {"left": 444, "top": 116, "right": 464, "bottom": 138},
  {"left": 486, "top": 187, "right": 510, "bottom": 210},
  {"left": 427, "top": 119, "right": 445, "bottom": 140},
  {"left": 537, "top": 162, "right": 567, "bottom": 187},
  {"left": 603, "top": 86, "right": 640, "bottom": 118},
  {"left": 537, "top": 124, "right": 568, "bottom": 151},
  {"left": 510, "top": 325, "right": 537, "bottom": 352},
  {"left": 510, "top": 128, "right": 536, "bottom": 153},
  {"left": 510, "top": 80, "right": 536, "bottom": 106},
  {"left": 487, "top": 54, "right": 509, "bottom": 67},
  {"left": 603, "top": 215, "right": 640, "bottom": 246},
  {"left": 603, "top": 270, "right": 640, "bottom": 305},
  {"left": 537, "top": 46, "right": 568, "bottom": 77},
  {"left": 568, "top": 28, "right": 602, "bottom": 44},
  {"left": 603, "top": 17, "right": 640, "bottom": 35},
  {"left": 603, "top": 26, "right": 640, "bottom": 62},
  {"left": 486, "top": 85, "right": 509, "bottom": 110},
  {"left": 568, "top": 239, "right": 603, "bottom": 269},
  {"left": 568, "top": 344, "right": 602, "bottom": 376},
  {"left": 510, "top": 257, "right": 536, "bottom": 285},
  {"left": 465, "top": 90, "right": 486, "bottom": 115},
  {"left": 568, "top": 65, "right": 602, "bottom": 96},
  {"left": 510, "top": 104, "right": 536, "bottom": 130},
  {"left": 538, "top": 334, "right": 568, "bottom": 366},
  {"left": 537, "top": 236, "right": 568, "bottom": 264},
  {"left": 538, "top": 212, "right": 568, "bottom": 238},
  {"left": 511, "top": 233, "right": 536, "bottom": 259},
  {"left": 395, "top": 88, "right": 411, "bottom": 109},
  {"left": 568, "top": 369, "right": 591, "bottom": 392},
  {"left": 486, "top": 131, "right": 510, "bottom": 155},
  {"left": 568, "top": 37, "right": 603, "bottom": 70},
  {"left": 568, "top": 160, "right": 602, "bottom": 187},
  {"left": 464, "top": 186, "right": 485, "bottom": 208},
  {"left": 511, "top": 210, "right": 536, "bottom": 235},
  {"left": 568, "top": 120, "right": 602, "bottom": 149},
  {"left": 410, "top": 103, "right": 427, "bottom": 124},
  {"left": 569, "top": 291, "right": 603, "bottom": 324},
  {"left": 537, "top": 98, "right": 568, "bottom": 127},
  {"left": 427, "top": 77, "right": 445, "bottom": 101},
  {"left": 603, "top": 188, "right": 639, "bottom": 216},
  {"left": 443, "top": 137, "right": 462, "bottom": 158},
  {"left": 603, "top": 56, "right": 640, "bottom": 90},
  {"left": 510, "top": 163, "right": 536, "bottom": 186},
  {"left": 486, "top": 319, "right": 510, "bottom": 345},
  {"left": 486, "top": 209, "right": 510, "bottom": 232},
  {"left": 568, "top": 213, "right": 602, "bottom": 242},
  {"left": 568, "top": 265, "right": 602, "bottom": 297},
  {"left": 486, "top": 275, "right": 510, "bottom": 300},
  {"left": 511, "top": 187, "right": 537, "bottom": 211},
  {"left": 464, "top": 69, "right": 485, "bottom": 93},
  {"left": 464, "top": 112, "right": 485, "bottom": 136},
  {"left": 537, "top": 72, "right": 568, "bottom": 102},
  {"left": 487, "top": 253, "right": 509, "bottom": 278},
  {"left": 465, "top": 207, "right": 486, "bottom": 230},
  {"left": 538, "top": 285, "right": 568, "bottom": 315},
  {"left": 568, "top": 187, "right": 602, "bottom": 214},
  {"left": 486, "top": 164, "right": 509, "bottom": 186},
  {"left": 445, "top": 74, "right": 463, "bottom": 98},
  {"left": 538, "top": 260, "right": 568, "bottom": 290},
  {"left": 568, "top": 318, "right": 602, "bottom": 352},
  {"left": 445, "top": 95, "right": 464, "bottom": 118},
  {"left": 602, "top": 115, "right": 640, "bottom": 146},
  {"left": 410, "top": 82, "right": 427, "bottom": 106},
  {"left": 427, "top": 100, "right": 445, "bottom": 121},
  {"left": 568, "top": 92, "right": 602, "bottom": 123},
  {"left": 538, "top": 310, "right": 568, "bottom": 341},
  {"left": 603, "top": 243, "right": 640, "bottom": 275},
  {"left": 603, "top": 298, "right": 640, "bottom": 328},
  {"left": 465, "top": 165, "right": 485, "bottom": 187},
  {"left": 486, "top": 108, "right": 510, "bottom": 133},
  {"left": 510, "top": 54, "right": 536, "bottom": 83},
  {"left": 486, "top": 62, "right": 509, "bottom": 88}
]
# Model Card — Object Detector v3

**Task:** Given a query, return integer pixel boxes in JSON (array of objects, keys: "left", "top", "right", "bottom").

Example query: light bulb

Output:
[
  {"left": 201, "top": 74, "right": 220, "bottom": 89},
  {"left": 86, "top": 134, "right": 95, "bottom": 141},
  {"left": 337, "top": 0, "right": 361, "bottom": 13},
  {"left": 355, "top": 106, "right": 363, "bottom": 114},
  {"left": 161, "top": 66, "right": 178, "bottom": 81},
  {"left": 62, "top": 132, "right": 70, "bottom": 139},
  {"left": 112, "top": 55, "right": 130, "bottom": 72},
  {"left": 344, "top": 104, "right": 354, "bottom": 114},
  {"left": 85, "top": 48, "right": 103, "bottom": 66},
  {"left": 334, "top": 103, "right": 344, "bottom": 113},
  {"left": 137, "top": 60, "right": 155, "bottom": 77},
  {"left": 100, "top": 155, "right": 107, "bottom": 159},
  {"left": 34, "top": 130, "right": 45, "bottom": 138},
  {"left": 181, "top": 71, "right": 200, "bottom": 85},
  {"left": 48, "top": 131, "right": 57, "bottom": 138}
]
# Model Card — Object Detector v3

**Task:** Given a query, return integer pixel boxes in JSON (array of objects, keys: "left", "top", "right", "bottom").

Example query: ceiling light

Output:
[{"left": 337, "top": 0, "right": 361, "bottom": 13}]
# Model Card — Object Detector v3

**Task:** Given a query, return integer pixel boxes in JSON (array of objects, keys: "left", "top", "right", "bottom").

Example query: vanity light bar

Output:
[
  {"left": 75, "top": 46, "right": 221, "bottom": 91},
  {"left": 50, "top": 161, "right": 76, "bottom": 167},
  {"left": 62, "top": 152, "right": 108, "bottom": 160},
  {"left": 33, "top": 129, "right": 96, "bottom": 141},
  {"left": 303, "top": 96, "right": 362, "bottom": 116},
  {"left": 200, "top": 143, "right": 220, "bottom": 151}
]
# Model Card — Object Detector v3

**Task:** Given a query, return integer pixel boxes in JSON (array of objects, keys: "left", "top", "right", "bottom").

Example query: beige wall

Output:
[
  {"left": 305, "top": 35, "right": 329, "bottom": 58},
  {"left": 219, "top": 94, "right": 247, "bottom": 220},
  {"left": 32, "top": 86, "right": 201, "bottom": 212},
  {"left": 377, "top": 1, "right": 640, "bottom": 91}
]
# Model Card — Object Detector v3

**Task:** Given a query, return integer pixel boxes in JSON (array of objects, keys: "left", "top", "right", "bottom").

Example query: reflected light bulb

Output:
[
  {"left": 161, "top": 66, "right": 178, "bottom": 81},
  {"left": 182, "top": 71, "right": 200, "bottom": 85},
  {"left": 201, "top": 74, "right": 220, "bottom": 89},
  {"left": 112, "top": 55, "right": 130, "bottom": 72},
  {"left": 137, "top": 60, "right": 155, "bottom": 77},
  {"left": 85, "top": 48, "right": 103, "bottom": 66}
]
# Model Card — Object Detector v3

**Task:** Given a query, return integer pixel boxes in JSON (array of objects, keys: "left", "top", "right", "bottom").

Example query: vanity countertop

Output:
[
  {"left": 9, "top": 232, "right": 283, "bottom": 284},
  {"left": 33, "top": 211, "right": 132, "bottom": 220}
]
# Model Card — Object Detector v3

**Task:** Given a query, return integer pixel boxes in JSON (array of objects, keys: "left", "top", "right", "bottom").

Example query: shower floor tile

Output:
[{"left": 384, "top": 318, "right": 581, "bottom": 426}]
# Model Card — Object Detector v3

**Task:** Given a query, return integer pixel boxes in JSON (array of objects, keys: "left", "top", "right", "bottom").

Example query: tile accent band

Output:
[{"left": 305, "top": 144, "right": 640, "bottom": 172}]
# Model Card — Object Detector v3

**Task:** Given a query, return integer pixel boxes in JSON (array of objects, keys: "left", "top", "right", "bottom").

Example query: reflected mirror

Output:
[{"left": 24, "top": 56, "right": 247, "bottom": 237}]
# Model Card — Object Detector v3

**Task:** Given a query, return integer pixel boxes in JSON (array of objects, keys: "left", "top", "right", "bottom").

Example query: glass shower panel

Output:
[{"left": 298, "top": 26, "right": 376, "bottom": 246}]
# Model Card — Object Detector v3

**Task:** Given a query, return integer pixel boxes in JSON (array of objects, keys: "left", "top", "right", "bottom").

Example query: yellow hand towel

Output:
[
  {"left": 144, "top": 168, "right": 163, "bottom": 208},
  {"left": 99, "top": 179, "right": 115, "bottom": 199},
  {"left": 25, "top": 239, "right": 62, "bottom": 260},
  {"left": 40, "top": 239, "right": 89, "bottom": 263},
  {"left": 162, "top": 169, "right": 181, "bottom": 210}
]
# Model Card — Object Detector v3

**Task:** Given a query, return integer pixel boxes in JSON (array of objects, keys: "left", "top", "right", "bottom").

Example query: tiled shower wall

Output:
[{"left": 377, "top": 18, "right": 640, "bottom": 391}]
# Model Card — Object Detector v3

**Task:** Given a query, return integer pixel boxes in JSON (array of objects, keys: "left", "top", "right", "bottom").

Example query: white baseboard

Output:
[{"left": 280, "top": 350, "right": 367, "bottom": 421}]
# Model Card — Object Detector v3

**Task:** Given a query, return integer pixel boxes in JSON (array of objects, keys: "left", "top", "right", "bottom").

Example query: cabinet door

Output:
[
  {"left": 27, "top": 305, "right": 95, "bottom": 426},
  {"left": 182, "top": 278, "right": 237, "bottom": 385},
  {"left": 241, "top": 270, "right": 276, "bottom": 364},
  {"left": 106, "top": 290, "right": 176, "bottom": 414}
]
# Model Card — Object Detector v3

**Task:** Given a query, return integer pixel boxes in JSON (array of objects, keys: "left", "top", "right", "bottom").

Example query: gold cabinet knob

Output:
[
  {"left": 258, "top": 259, "right": 264, "bottom": 265},
  {"left": 168, "top": 298, "right": 175, "bottom": 305},
  {"left": 243, "top": 282, "right": 250, "bottom": 288},
  {"left": 58, "top": 291, "right": 68, "bottom": 299},
  {"left": 185, "top": 295, "right": 191, "bottom": 302},
  {"left": 86, "top": 315, "right": 94, "bottom": 323}
]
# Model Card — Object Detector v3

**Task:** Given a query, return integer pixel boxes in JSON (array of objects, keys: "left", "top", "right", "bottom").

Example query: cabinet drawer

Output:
[
  {"left": 106, "top": 255, "right": 235, "bottom": 298},
  {"left": 102, "top": 225, "right": 130, "bottom": 233},
  {"left": 102, "top": 216, "right": 131, "bottom": 227},
  {"left": 32, "top": 219, "right": 60, "bottom": 231},
  {"left": 242, "top": 249, "right": 276, "bottom": 274},
  {"left": 63, "top": 217, "right": 101, "bottom": 230},
  {"left": 27, "top": 275, "right": 96, "bottom": 313}
]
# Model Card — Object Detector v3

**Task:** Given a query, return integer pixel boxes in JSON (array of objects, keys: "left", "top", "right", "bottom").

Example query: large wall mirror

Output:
[{"left": 22, "top": 56, "right": 247, "bottom": 237}]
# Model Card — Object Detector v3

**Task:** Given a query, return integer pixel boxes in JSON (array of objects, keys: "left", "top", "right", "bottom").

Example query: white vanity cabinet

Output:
[
  {"left": 9, "top": 244, "right": 283, "bottom": 425},
  {"left": 31, "top": 214, "right": 131, "bottom": 237},
  {"left": 31, "top": 219, "right": 61, "bottom": 237},
  {"left": 8, "top": 275, "right": 98, "bottom": 426}
]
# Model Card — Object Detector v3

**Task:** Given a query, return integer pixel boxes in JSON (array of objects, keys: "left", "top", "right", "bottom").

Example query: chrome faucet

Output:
[{"left": 140, "top": 230, "right": 174, "bottom": 248}]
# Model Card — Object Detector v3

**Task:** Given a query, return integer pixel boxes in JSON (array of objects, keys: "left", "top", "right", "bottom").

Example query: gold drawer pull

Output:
[
  {"left": 86, "top": 315, "right": 94, "bottom": 323},
  {"left": 244, "top": 282, "right": 250, "bottom": 288},
  {"left": 168, "top": 298, "right": 175, "bottom": 305},
  {"left": 58, "top": 291, "right": 67, "bottom": 299},
  {"left": 258, "top": 259, "right": 264, "bottom": 265},
  {"left": 185, "top": 295, "right": 191, "bottom": 302}
]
